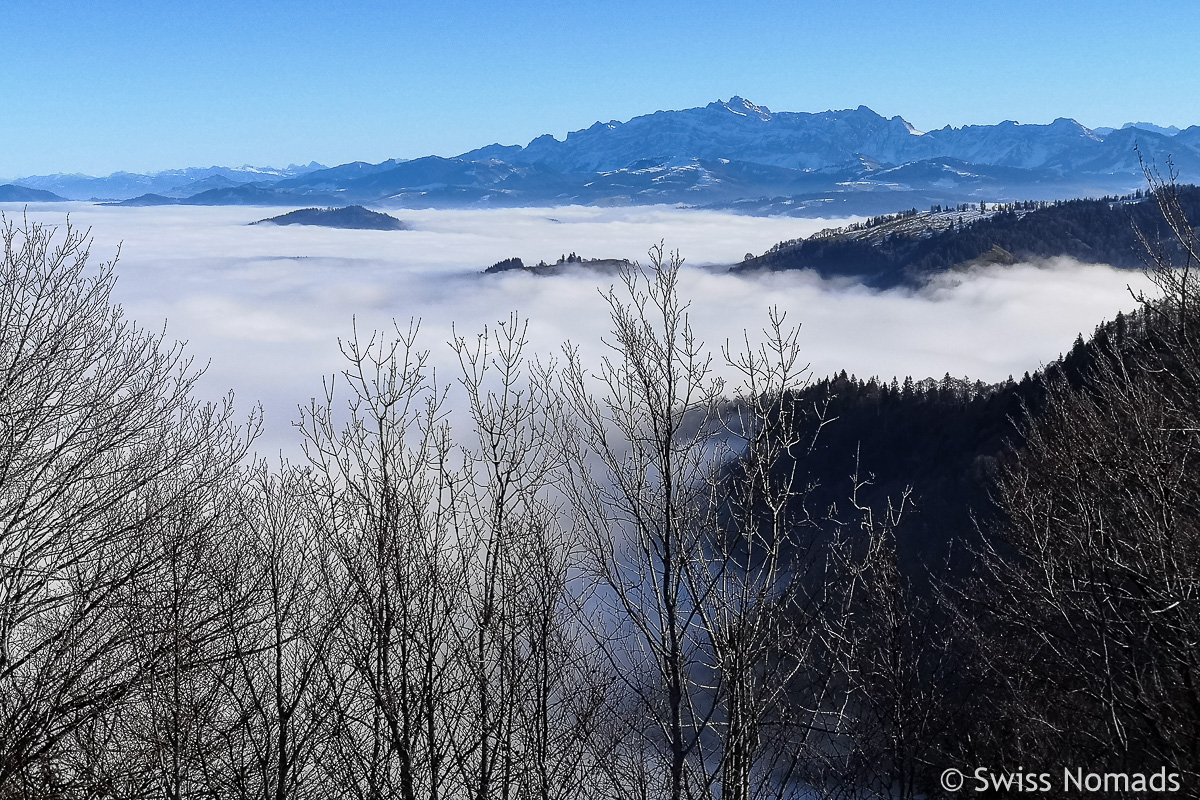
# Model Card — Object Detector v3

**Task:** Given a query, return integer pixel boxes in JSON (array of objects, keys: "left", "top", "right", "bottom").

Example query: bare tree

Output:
[
  {"left": 553, "top": 247, "right": 947, "bottom": 799},
  {"left": 450, "top": 314, "right": 603, "bottom": 800},
  {"left": 214, "top": 465, "right": 340, "bottom": 800},
  {"left": 298, "top": 321, "right": 464, "bottom": 800},
  {"left": 557, "top": 245, "right": 743, "bottom": 800},
  {"left": 65, "top": 462, "right": 259, "bottom": 800},
  {"left": 689, "top": 313, "right": 832, "bottom": 800},
  {"left": 297, "top": 317, "right": 605, "bottom": 800},
  {"left": 809, "top": 464, "right": 964, "bottom": 800},
  {"left": 0, "top": 216, "right": 258, "bottom": 796}
]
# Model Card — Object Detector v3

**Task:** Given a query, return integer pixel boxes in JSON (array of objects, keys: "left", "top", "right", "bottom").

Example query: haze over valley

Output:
[
  {"left": 3, "top": 201, "right": 1150, "bottom": 457},
  {"left": 3, "top": 94, "right": 1184, "bottom": 457}
]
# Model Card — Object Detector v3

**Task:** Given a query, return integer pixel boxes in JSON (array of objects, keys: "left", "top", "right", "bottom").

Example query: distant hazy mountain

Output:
[
  {"left": 13, "top": 99, "right": 1200, "bottom": 215},
  {"left": 1092, "top": 122, "right": 1183, "bottom": 137},
  {"left": 116, "top": 184, "right": 340, "bottom": 207},
  {"left": 11, "top": 163, "right": 326, "bottom": 201},
  {"left": 0, "top": 184, "right": 67, "bottom": 202}
]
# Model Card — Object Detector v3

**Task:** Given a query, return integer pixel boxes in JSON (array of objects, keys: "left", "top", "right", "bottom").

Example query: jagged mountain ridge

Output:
[
  {"left": 459, "top": 97, "right": 1198, "bottom": 176},
  {"left": 7, "top": 99, "right": 1199, "bottom": 213},
  {"left": 461, "top": 99, "right": 923, "bottom": 172}
]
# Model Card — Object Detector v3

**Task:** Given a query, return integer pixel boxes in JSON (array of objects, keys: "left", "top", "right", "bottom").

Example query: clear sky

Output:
[{"left": 3, "top": 0, "right": 1198, "bottom": 177}]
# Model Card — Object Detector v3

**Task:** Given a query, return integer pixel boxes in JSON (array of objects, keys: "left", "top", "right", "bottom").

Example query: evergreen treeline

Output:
[
  {"left": 2, "top": 181, "right": 1198, "bottom": 800},
  {"left": 785, "top": 310, "right": 1135, "bottom": 576},
  {"left": 484, "top": 256, "right": 525, "bottom": 273},
  {"left": 738, "top": 185, "right": 1200, "bottom": 288}
]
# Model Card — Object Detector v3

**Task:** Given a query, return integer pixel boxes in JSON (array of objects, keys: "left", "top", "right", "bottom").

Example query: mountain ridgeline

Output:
[
  {"left": 6, "top": 98, "right": 1200, "bottom": 214},
  {"left": 736, "top": 186, "right": 1200, "bottom": 287},
  {"left": 0, "top": 184, "right": 66, "bottom": 202}
]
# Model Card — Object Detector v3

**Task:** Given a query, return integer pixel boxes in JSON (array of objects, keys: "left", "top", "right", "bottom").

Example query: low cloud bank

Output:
[{"left": 6, "top": 203, "right": 1153, "bottom": 457}]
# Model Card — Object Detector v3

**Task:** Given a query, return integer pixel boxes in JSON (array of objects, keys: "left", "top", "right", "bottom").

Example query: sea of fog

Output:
[{"left": 4, "top": 202, "right": 1153, "bottom": 458}]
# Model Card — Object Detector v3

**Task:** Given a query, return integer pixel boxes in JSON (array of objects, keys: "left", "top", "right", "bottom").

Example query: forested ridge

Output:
[
  {"left": 737, "top": 184, "right": 1200, "bottom": 288},
  {"left": 1, "top": 181, "right": 1198, "bottom": 799},
  {"left": 786, "top": 310, "right": 1134, "bottom": 576}
]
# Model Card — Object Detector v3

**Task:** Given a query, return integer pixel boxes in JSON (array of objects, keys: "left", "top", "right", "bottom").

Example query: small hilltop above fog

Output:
[
  {"left": 251, "top": 206, "right": 408, "bottom": 230},
  {"left": 483, "top": 252, "right": 633, "bottom": 276}
]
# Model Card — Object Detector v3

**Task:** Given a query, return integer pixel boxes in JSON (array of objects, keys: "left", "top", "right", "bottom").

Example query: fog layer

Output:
[{"left": 5, "top": 203, "right": 1152, "bottom": 456}]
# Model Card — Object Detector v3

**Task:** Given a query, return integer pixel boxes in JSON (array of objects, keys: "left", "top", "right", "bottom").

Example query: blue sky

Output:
[{"left": 3, "top": 0, "right": 1198, "bottom": 177}]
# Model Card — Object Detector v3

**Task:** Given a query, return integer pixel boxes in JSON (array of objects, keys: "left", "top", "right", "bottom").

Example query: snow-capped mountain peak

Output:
[
  {"left": 894, "top": 115, "right": 923, "bottom": 135},
  {"left": 15, "top": 98, "right": 1198, "bottom": 208},
  {"left": 714, "top": 96, "right": 772, "bottom": 120}
]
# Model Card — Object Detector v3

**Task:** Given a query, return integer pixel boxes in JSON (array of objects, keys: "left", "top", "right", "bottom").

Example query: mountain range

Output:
[
  {"left": 6, "top": 98, "right": 1199, "bottom": 216},
  {"left": 7, "top": 163, "right": 327, "bottom": 203}
]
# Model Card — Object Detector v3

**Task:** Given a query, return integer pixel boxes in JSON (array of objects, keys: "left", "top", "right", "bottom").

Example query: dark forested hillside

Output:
[
  {"left": 735, "top": 185, "right": 1200, "bottom": 287},
  {"left": 785, "top": 311, "right": 1137, "bottom": 579},
  {"left": 757, "top": 289, "right": 1200, "bottom": 792}
]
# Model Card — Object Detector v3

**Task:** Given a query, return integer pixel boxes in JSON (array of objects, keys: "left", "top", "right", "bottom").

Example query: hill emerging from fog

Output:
[
  {"left": 735, "top": 186, "right": 1200, "bottom": 287},
  {"left": 251, "top": 206, "right": 407, "bottom": 230}
]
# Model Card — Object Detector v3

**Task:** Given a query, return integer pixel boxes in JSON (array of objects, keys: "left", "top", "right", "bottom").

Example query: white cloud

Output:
[{"left": 4, "top": 202, "right": 1153, "bottom": 458}]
